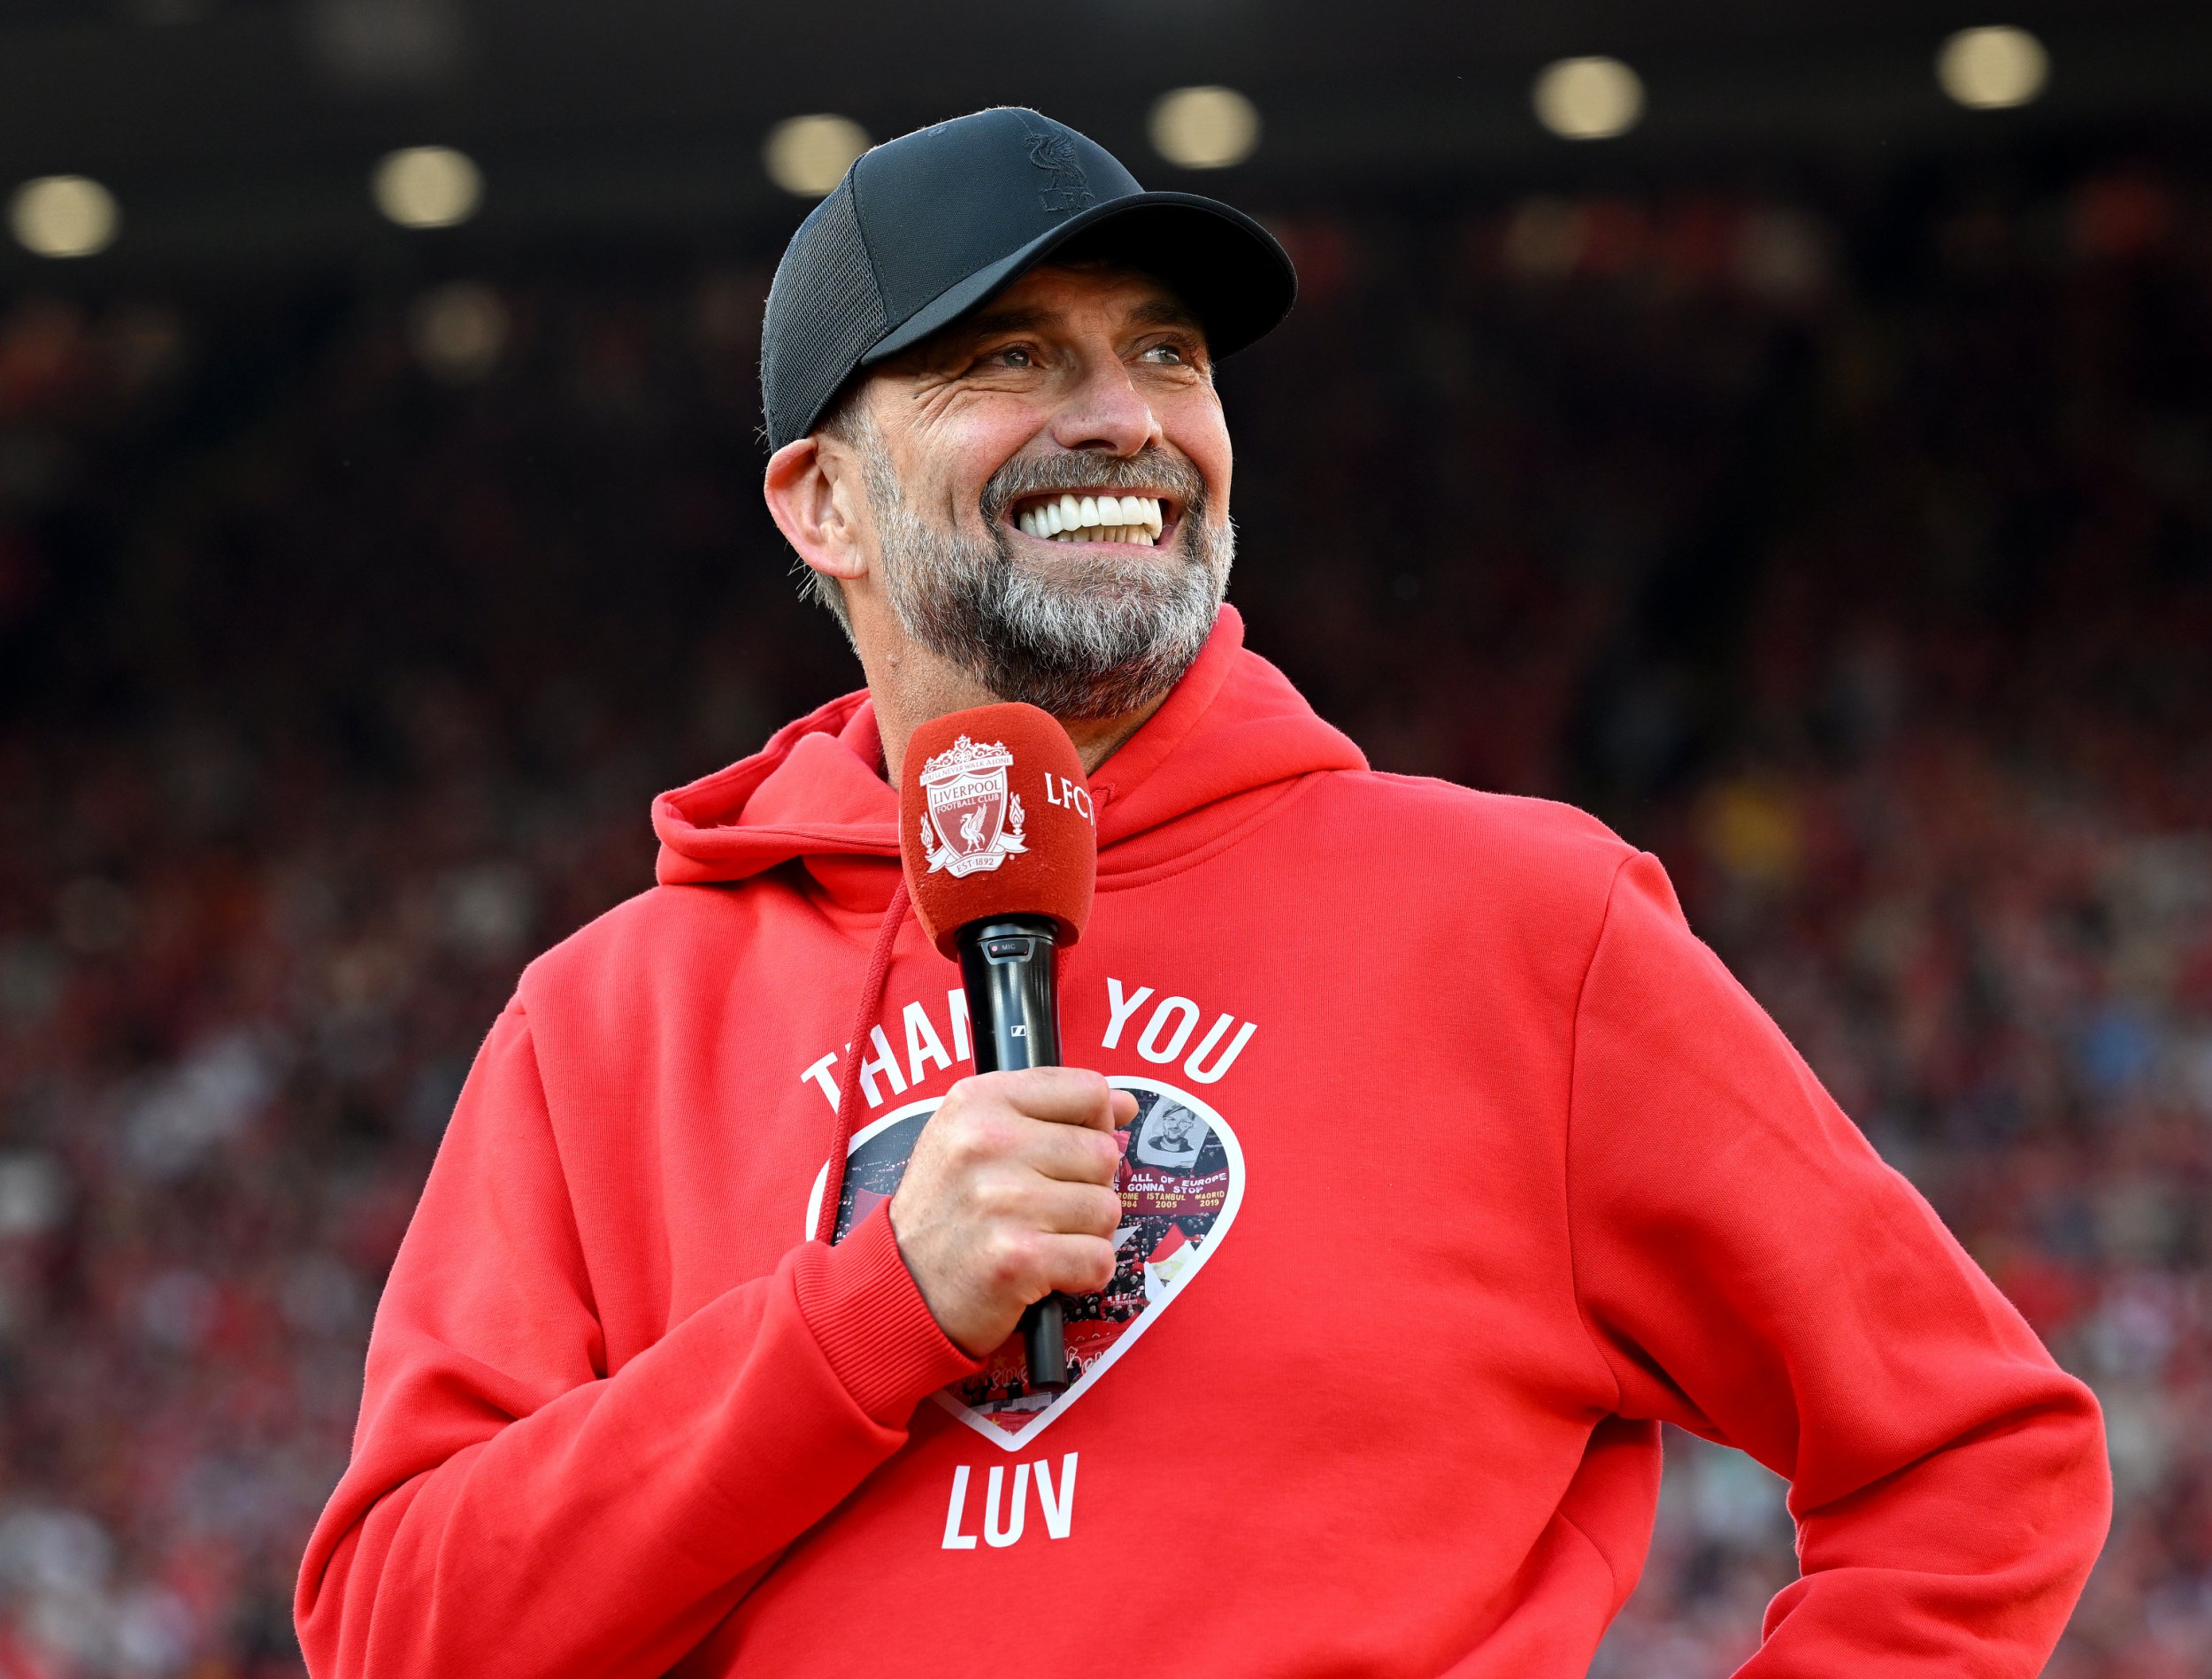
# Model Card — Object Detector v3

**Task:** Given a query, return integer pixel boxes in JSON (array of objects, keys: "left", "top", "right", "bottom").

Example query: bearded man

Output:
[{"left": 297, "top": 109, "right": 2108, "bottom": 1677}]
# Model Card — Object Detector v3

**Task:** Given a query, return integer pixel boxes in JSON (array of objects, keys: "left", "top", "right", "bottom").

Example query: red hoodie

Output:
[{"left": 296, "top": 607, "right": 2108, "bottom": 1676}]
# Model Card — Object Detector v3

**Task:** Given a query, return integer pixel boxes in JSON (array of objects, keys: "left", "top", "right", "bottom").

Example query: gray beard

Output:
[{"left": 863, "top": 446, "right": 1233, "bottom": 721}]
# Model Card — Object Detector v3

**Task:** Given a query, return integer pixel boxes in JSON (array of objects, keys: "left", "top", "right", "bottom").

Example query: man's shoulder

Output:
[
  {"left": 1299, "top": 768, "right": 1639, "bottom": 889},
  {"left": 1281, "top": 767, "right": 1654, "bottom": 997},
  {"left": 514, "top": 874, "right": 782, "bottom": 1022}
]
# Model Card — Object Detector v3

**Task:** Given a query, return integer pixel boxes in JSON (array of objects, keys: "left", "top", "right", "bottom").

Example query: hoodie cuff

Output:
[{"left": 795, "top": 1200, "right": 982, "bottom": 1428}]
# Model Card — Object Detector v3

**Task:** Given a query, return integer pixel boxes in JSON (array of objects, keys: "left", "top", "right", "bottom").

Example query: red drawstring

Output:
[{"left": 814, "top": 880, "right": 911, "bottom": 1246}]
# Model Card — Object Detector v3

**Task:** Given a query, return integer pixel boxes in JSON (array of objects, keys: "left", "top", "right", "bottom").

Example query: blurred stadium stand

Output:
[{"left": 3, "top": 3, "right": 2211, "bottom": 1675}]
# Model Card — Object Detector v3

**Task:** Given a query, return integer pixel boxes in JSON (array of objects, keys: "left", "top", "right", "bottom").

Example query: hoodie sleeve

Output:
[
  {"left": 1565, "top": 854, "right": 2109, "bottom": 1675},
  {"left": 295, "top": 1000, "right": 978, "bottom": 1679}
]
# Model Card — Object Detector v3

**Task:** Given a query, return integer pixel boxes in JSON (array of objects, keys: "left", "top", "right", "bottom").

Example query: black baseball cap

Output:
[{"left": 760, "top": 106, "right": 1297, "bottom": 451}]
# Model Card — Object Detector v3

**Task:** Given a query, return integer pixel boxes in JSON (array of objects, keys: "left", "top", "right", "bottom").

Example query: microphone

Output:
[{"left": 899, "top": 702, "right": 1098, "bottom": 1392}]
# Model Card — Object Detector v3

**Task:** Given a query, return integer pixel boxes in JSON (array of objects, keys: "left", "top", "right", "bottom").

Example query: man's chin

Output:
[
  {"left": 1012, "top": 548, "right": 1199, "bottom": 604},
  {"left": 971, "top": 600, "right": 1220, "bottom": 721},
  {"left": 873, "top": 491, "right": 1230, "bottom": 719}
]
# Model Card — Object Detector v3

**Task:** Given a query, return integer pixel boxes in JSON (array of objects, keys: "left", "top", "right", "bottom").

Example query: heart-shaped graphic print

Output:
[{"left": 804, "top": 1077, "right": 1244, "bottom": 1452}]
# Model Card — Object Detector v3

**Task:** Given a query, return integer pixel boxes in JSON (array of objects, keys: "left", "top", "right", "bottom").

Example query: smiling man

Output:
[
  {"left": 297, "top": 110, "right": 2109, "bottom": 1677},
  {"left": 766, "top": 259, "right": 1231, "bottom": 772}
]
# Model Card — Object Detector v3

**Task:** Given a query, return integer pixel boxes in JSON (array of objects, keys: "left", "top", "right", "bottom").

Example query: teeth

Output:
[{"left": 1016, "top": 494, "right": 1169, "bottom": 542}]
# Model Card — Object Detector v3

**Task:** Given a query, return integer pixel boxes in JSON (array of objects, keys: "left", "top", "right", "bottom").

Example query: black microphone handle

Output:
[{"left": 956, "top": 915, "right": 1071, "bottom": 1392}]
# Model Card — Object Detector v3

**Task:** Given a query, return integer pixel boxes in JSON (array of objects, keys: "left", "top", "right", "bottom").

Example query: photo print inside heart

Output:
[{"left": 804, "top": 1077, "right": 1245, "bottom": 1451}]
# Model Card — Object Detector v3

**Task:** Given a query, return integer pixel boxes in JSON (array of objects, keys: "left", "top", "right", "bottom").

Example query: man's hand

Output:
[{"left": 887, "top": 1068, "right": 1135, "bottom": 1357}]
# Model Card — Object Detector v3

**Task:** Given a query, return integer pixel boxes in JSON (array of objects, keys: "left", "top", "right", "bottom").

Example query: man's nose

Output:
[{"left": 1046, "top": 356, "right": 1164, "bottom": 457}]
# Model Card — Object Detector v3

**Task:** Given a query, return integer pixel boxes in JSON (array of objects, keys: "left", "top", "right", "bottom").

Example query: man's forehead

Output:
[{"left": 933, "top": 263, "right": 1203, "bottom": 348}]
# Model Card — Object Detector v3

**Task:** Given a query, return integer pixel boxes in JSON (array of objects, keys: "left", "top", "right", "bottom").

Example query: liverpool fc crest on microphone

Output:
[{"left": 918, "top": 736, "right": 1029, "bottom": 877}]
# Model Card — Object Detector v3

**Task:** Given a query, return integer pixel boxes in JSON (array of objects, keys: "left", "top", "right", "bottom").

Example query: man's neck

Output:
[{"left": 864, "top": 640, "right": 1165, "bottom": 783}]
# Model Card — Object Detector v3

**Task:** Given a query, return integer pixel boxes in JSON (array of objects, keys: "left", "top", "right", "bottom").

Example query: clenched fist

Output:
[{"left": 888, "top": 1068, "right": 1136, "bottom": 1357}]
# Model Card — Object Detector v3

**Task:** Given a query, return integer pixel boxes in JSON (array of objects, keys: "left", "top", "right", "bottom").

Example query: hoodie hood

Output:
[{"left": 652, "top": 606, "right": 1365, "bottom": 905}]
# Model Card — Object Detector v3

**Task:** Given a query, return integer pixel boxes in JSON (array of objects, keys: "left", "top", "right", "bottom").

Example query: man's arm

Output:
[
  {"left": 294, "top": 1000, "right": 980, "bottom": 1678},
  {"left": 1566, "top": 854, "right": 2109, "bottom": 1675}
]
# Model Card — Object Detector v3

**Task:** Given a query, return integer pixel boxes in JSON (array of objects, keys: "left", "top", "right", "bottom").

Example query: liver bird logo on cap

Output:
[
  {"left": 1023, "top": 122, "right": 1094, "bottom": 214},
  {"left": 918, "top": 735, "right": 1030, "bottom": 877}
]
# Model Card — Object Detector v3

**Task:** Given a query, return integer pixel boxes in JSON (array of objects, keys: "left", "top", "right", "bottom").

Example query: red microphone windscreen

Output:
[{"left": 898, "top": 702, "right": 1097, "bottom": 958}]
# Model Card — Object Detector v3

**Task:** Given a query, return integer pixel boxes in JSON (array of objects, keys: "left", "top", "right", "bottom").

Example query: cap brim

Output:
[{"left": 856, "top": 191, "right": 1296, "bottom": 372}]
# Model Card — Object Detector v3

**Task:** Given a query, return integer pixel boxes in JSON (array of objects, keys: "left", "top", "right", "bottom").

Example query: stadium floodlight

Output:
[
  {"left": 764, "top": 116, "right": 871, "bottom": 197},
  {"left": 1936, "top": 27, "right": 2049, "bottom": 110},
  {"left": 1532, "top": 57, "right": 1645, "bottom": 141},
  {"left": 9, "top": 175, "right": 119, "bottom": 258},
  {"left": 1148, "top": 87, "right": 1262, "bottom": 170},
  {"left": 372, "top": 146, "right": 483, "bottom": 230}
]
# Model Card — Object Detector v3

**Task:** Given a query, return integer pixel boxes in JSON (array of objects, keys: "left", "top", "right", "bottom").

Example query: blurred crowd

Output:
[{"left": 0, "top": 145, "right": 2207, "bottom": 1675}]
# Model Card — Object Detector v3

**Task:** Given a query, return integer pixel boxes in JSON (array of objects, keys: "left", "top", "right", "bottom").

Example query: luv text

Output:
[{"left": 941, "top": 1453, "right": 1079, "bottom": 1549}]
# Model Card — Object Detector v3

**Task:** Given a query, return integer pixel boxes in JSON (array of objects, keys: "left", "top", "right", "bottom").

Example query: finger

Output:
[
  {"left": 982, "top": 1066, "right": 1121, "bottom": 1130},
  {"left": 1021, "top": 1178, "right": 1125, "bottom": 1238},
  {"left": 1016, "top": 1117, "right": 1126, "bottom": 1185},
  {"left": 1109, "top": 1089, "right": 1138, "bottom": 1126},
  {"left": 1032, "top": 1232, "right": 1118, "bottom": 1298}
]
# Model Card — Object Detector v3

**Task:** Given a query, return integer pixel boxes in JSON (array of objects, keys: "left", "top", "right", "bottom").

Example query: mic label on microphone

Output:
[{"left": 1042, "top": 773, "right": 1094, "bottom": 823}]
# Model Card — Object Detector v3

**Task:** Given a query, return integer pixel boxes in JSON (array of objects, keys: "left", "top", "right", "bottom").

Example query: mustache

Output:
[{"left": 979, "top": 447, "right": 1208, "bottom": 525}]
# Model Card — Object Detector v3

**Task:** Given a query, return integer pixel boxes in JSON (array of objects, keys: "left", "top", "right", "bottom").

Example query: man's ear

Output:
[{"left": 764, "top": 433, "right": 871, "bottom": 586}]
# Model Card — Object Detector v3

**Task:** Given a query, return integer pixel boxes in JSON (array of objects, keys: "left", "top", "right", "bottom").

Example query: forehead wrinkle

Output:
[
  {"left": 1128, "top": 296, "right": 1203, "bottom": 334},
  {"left": 950, "top": 303, "right": 1056, "bottom": 344}
]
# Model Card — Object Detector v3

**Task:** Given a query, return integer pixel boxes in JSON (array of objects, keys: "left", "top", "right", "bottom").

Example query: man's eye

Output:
[
  {"left": 1140, "top": 343, "right": 1186, "bottom": 364},
  {"left": 992, "top": 346, "right": 1034, "bottom": 368}
]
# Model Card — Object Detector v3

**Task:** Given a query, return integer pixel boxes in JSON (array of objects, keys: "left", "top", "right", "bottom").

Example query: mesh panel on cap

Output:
[{"left": 761, "top": 176, "right": 888, "bottom": 450}]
